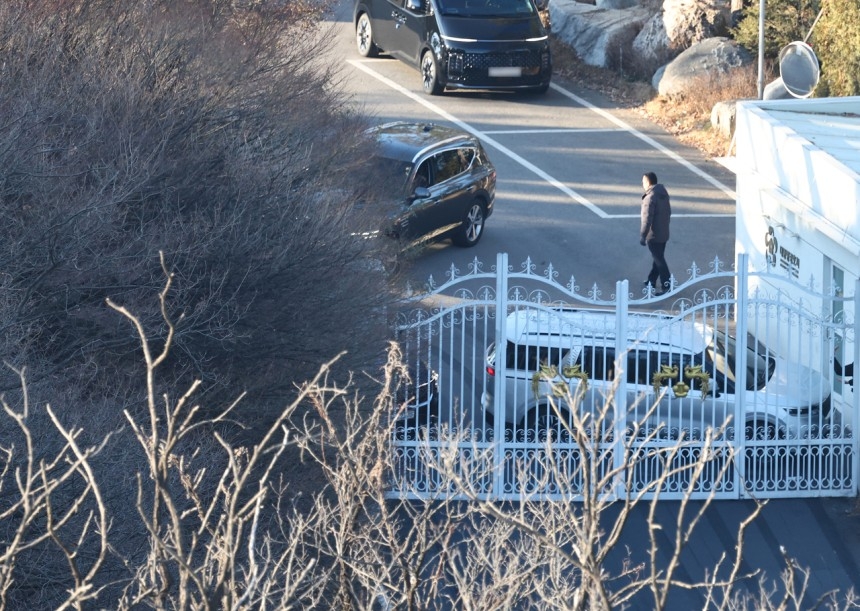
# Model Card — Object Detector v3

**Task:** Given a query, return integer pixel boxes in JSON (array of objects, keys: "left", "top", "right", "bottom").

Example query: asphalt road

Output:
[
  {"left": 331, "top": 4, "right": 860, "bottom": 606},
  {"left": 350, "top": 75, "right": 737, "bottom": 292}
]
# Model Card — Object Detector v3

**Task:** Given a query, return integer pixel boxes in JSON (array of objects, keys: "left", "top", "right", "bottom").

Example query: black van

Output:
[{"left": 354, "top": 0, "right": 552, "bottom": 95}]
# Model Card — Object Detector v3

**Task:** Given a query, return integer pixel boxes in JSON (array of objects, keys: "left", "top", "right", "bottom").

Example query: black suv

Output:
[
  {"left": 367, "top": 121, "right": 496, "bottom": 248},
  {"left": 354, "top": 0, "right": 552, "bottom": 95}
]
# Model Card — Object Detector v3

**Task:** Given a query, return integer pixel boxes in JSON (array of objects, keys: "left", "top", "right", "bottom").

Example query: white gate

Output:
[{"left": 389, "top": 253, "right": 859, "bottom": 501}]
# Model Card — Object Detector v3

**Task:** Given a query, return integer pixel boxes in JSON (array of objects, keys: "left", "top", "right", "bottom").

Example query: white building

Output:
[{"left": 734, "top": 96, "right": 860, "bottom": 422}]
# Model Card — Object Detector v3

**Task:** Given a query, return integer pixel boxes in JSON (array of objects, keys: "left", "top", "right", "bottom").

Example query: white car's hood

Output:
[{"left": 760, "top": 359, "right": 828, "bottom": 406}]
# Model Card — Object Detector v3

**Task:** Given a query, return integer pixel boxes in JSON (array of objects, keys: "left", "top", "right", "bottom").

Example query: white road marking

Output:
[
  {"left": 348, "top": 59, "right": 735, "bottom": 219},
  {"left": 550, "top": 83, "right": 737, "bottom": 200},
  {"left": 482, "top": 128, "right": 624, "bottom": 135}
]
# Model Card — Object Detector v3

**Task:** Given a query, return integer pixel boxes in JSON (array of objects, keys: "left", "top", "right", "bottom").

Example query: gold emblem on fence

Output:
[
  {"left": 652, "top": 364, "right": 711, "bottom": 399},
  {"left": 683, "top": 364, "right": 710, "bottom": 399},
  {"left": 562, "top": 363, "right": 588, "bottom": 394},
  {"left": 532, "top": 363, "right": 589, "bottom": 398},
  {"left": 652, "top": 364, "right": 678, "bottom": 396},
  {"left": 672, "top": 380, "right": 691, "bottom": 398}
]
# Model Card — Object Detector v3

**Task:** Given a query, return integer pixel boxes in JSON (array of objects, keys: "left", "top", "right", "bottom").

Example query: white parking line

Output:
[
  {"left": 348, "top": 59, "right": 735, "bottom": 219},
  {"left": 482, "top": 128, "right": 624, "bottom": 135},
  {"left": 549, "top": 83, "right": 736, "bottom": 200}
]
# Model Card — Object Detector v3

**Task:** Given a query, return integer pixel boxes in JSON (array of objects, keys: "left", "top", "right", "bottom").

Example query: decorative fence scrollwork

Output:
[{"left": 390, "top": 253, "right": 859, "bottom": 502}]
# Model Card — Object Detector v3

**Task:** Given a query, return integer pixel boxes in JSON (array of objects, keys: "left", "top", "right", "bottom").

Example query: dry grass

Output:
[{"left": 551, "top": 38, "right": 760, "bottom": 159}]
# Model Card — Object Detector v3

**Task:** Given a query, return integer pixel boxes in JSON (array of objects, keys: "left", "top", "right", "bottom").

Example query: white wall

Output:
[{"left": 734, "top": 98, "right": 860, "bottom": 428}]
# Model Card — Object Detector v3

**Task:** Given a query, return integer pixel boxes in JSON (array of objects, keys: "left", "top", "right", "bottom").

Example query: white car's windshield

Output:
[{"left": 708, "top": 331, "right": 776, "bottom": 391}]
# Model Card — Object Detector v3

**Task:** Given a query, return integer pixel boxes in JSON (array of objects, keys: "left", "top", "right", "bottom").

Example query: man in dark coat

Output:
[{"left": 640, "top": 171, "right": 672, "bottom": 293}]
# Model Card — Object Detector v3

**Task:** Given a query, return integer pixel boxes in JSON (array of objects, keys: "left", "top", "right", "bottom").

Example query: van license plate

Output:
[{"left": 488, "top": 67, "right": 522, "bottom": 77}]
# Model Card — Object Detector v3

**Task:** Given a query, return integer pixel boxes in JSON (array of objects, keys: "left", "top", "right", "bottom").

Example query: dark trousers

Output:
[{"left": 647, "top": 240, "right": 671, "bottom": 290}]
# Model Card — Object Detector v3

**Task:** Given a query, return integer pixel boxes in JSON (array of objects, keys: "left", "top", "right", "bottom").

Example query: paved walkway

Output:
[{"left": 604, "top": 496, "right": 860, "bottom": 608}]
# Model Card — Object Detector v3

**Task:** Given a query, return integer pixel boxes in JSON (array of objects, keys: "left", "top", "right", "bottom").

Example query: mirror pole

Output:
[{"left": 757, "top": 0, "right": 766, "bottom": 99}]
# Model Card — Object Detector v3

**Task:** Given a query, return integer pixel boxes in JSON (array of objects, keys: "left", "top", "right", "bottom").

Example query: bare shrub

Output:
[
  {"left": 549, "top": 39, "right": 655, "bottom": 108},
  {"left": 0, "top": 370, "right": 114, "bottom": 609},
  {"left": 388, "top": 378, "right": 858, "bottom": 609},
  {"left": 641, "top": 64, "right": 759, "bottom": 158},
  {"left": 0, "top": 0, "right": 397, "bottom": 416},
  {"left": 0, "top": 283, "right": 857, "bottom": 608}
]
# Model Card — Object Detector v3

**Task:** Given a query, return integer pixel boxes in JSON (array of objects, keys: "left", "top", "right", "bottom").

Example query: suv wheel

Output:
[{"left": 452, "top": 202, "right": 485, "bottom": 247}]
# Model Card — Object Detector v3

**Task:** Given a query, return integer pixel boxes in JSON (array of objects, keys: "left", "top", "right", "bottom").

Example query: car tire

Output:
[
  {"left": 356, "top": 13, "right": 379, "bottom": 58},
  {"left": 745, "top": 419, "right": 781, "bottom": 440},
  {"left": 532, "top": 406, "right": 571, "bottom": 443},
  {"left": 421, "top": 50, "right": 443, "bottom": 95},
  {"left": 536, "top": 412, "right": 560, "bottom": 442},
  {"left": 452, "top": 201, "right": 485, "bottom": 247}
]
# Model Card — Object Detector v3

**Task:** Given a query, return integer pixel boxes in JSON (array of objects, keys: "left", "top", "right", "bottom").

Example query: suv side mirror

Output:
[{"left": 411, "top": 186, "right": 431, "bottom": 200}]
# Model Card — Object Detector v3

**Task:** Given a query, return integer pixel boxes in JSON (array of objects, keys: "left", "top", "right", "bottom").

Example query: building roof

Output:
[
  {"left": 754, "top": 97, "right": 860, "bottom": 178},
  {"left": 734, "top": 96, "right": 860, "bottom": 259}
]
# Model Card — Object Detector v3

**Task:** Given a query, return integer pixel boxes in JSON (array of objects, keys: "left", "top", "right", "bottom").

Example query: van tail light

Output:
[{"left": 487, "top": 365, "right": 495, "bottom": 377}]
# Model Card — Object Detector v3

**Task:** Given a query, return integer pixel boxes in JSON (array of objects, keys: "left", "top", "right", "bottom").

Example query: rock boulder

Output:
[
  {"left": 595, "top": 0, "right": 638, "bottom": 8},
  {"left": 710, "top": 99, "right": 737, "bottom": 138},
  {"left": 549, "top": 0, "right": 651, "bottom": 68},
  {"left": 662, "top": 0, "right": 733, "bottom": 48},
  {"left": 632, "top": 12, "right": 674, "bottom": 68},
  {"left": 653, "top": 37, "right": 753, "bottom": 97}
]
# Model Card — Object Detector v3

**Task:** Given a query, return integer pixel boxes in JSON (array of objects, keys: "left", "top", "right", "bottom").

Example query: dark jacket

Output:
[{"left": 640, "top": 183, "right": 671, "bottom": 243}]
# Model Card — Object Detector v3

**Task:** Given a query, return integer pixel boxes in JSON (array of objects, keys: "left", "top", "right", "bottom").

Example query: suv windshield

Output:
[
  {"left": 436, "top": 0, "right": 536, "bottom": 17},
  {"left": 707, "top": 331, "right": 776, "bottom": 391}
]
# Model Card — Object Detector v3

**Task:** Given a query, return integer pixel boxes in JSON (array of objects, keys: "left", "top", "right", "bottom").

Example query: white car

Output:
[{"left": 481, "top": 308, "right": 833, "bottom": 440}]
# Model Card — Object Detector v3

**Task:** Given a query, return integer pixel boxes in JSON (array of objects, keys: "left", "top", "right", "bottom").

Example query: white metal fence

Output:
[{"left": 389, "top": 253, "right": 859, "bottom": 501}]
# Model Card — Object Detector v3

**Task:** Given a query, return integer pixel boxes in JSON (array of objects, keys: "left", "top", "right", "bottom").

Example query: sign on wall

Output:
[{"left": 765, "top": 226, "right": 801, "bottom": 278}]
